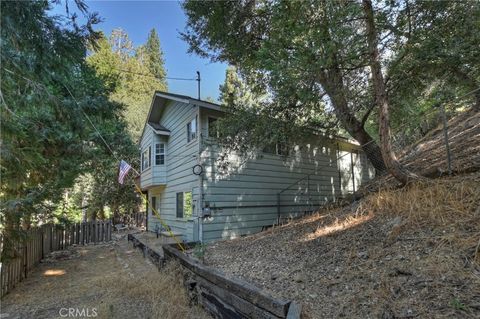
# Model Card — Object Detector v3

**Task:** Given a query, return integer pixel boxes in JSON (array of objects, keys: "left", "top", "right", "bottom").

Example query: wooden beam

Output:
[{"left": 163, "top": 245, "right": 290, "bottom": 318}]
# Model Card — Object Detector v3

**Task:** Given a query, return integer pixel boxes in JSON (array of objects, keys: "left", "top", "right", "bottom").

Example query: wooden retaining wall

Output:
[
  {"left": 128, "top": 233, "right": 301, "bottom": 319},
  {"left": 1, "top": 220, "right": 113, "bottom": 298}
]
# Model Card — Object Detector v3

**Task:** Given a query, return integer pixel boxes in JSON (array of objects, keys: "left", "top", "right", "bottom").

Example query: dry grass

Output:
[
  {"left": 205, "top": 173, "right": 480, "bottom": 318},
  {"left": 362, "top": 173, "right": 480, "bottom": 265},
  {"left": 363, "top": 175, "right": 480, "bottom": 225},
  {"left": 1, "top": 235, "right": 210, "bottom": 319},
  {"left": 95, "top": 260, "right": 208, "bottom": 319}
]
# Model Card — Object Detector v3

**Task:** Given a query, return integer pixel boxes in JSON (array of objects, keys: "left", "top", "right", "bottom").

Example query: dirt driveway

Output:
[{"left": 1, "top": 231, "right": 209, "bottom": 319}]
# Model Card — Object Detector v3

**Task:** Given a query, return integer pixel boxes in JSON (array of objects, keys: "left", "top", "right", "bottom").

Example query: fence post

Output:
[
  {"left": 440, "top": 104, "right": 452, "bottom": 175},
  {"left": 41, "top": 226, "right": 45, "bottom": 259},
  {"left": 23, "top": 245, "right": 27, "bottom": 279}
]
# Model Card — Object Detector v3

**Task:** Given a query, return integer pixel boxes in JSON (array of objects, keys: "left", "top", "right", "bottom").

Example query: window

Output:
[
  {"left": 151, "top": 196, "right": 157, "bottom": 215},
  {"left": 276, "top": 143, "right": 288, "bottom": 156},
  {"left": 176, "top": 191, "right": 193, "bottom": 219},
  {"left": 184, "top": 192, "right": 193, "bottom": 218},
  {"left": 262, "top": 143, "right": 276, "bottom": 154},
  {"left": 263, "top": 143, "right": 288, "bottom": 155},
  {"left": 187, "top": 116, "right": 197, "bottom": 142},
  {"left": 208, "top": 117, "right": 218, "bottom": 138},
  {"left": 176, "top": 192, "right": 184, "bottom": 218},
  {"left": 141, "top": 146, "right": 151, "bottom": 171},
  {"left": 155, "top": 143, "right": 165, "bottom": 165}
]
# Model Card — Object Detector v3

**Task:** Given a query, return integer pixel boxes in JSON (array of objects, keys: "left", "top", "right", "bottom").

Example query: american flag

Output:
[{"left": 118, "top": 160, "right": 132, "bottom": 184}]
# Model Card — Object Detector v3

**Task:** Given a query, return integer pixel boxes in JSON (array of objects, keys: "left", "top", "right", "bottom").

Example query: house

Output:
[{"left": 139, "top": 91, "right": 375, "bottom": 243}]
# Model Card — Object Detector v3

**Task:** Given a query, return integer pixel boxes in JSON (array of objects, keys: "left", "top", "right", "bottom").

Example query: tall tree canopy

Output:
[
  {"left": 144, "top": 28, "right": 168, "bottom": 81},
  {"left": 0, "top": 1, "right": 138, "bottom": 258},
  {"left": 219, "top": 66, "right": 259, "bottom": 108},
  {"left": 87, "top": 28, "right": 168, "bottom": 141},
  {"left": 182, "top": 0, "right": 480, "bottom": 175}
]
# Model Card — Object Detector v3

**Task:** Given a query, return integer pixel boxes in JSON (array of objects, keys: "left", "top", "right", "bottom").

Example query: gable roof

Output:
[
  {"left": 139, "top": 91, "right": 222, "bottom": 143},
  {"left": 154, "top": 91, "right": 222, "bottom": 111}
]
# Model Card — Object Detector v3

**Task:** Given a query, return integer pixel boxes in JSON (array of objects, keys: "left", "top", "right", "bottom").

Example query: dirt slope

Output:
[
  {"left": 204, "top": 110, "right": 480, "bottom": 318},
  {"left": 204, "top": 174, "right": 480, "bottom": 318}
]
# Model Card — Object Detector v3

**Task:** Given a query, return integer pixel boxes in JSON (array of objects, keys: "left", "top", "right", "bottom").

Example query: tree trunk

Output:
[
  {"left": 319, "top": 66, "right": 386, "bottom": 173},
  {"left": 315, "top": 15, "right": 386, "bottom": 173},
  {"left": 363, "top": 0, "right": 418, "bottom": 185}
]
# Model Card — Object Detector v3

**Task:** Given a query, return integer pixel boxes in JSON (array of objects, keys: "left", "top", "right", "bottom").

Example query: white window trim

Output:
[
  {"left": 154, "top": 143, "right": 166, "bottom": 166},
  {"left": 186, "top": 116, "right": 198, "bottom": 143},
  {"left": 141, "top": 146, "right": 151, "bottom": 171},
  {"left": 175, "top": 190, "right": 193, "bottom": 220}
]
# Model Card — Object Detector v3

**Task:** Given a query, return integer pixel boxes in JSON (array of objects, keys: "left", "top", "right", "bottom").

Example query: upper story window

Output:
[
  {"left": 155, "top": 143, "right": 165, "bottom": 165},
  {"left": 187, "top": 116, "right": 197, "bottom": 142},
  {"left": 263, "top": 143, "right": 288, "bottom": 156},
  {"left": 208, "top": 117, "right": 218, "bottom": 138},
  {"left": 141, "top": 146, "right": 151, "bottom": 171},
  {"left": 276, "top": 143, "right": 288, "bottom": 156}
]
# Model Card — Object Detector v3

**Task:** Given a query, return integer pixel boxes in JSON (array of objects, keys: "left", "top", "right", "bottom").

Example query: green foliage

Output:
[
  {"left": 0, "top": 1, "right": 139, "bottom": 258},
  {"left": 450, "top": 298, "right": 467, "bottom": 311},
  {"left": 184, "top": 192, "right": 193, "bottom": 219},
  {"left": 192, "top": 242, "right": 207, "bottom": 260},
  {"left": 182, "top": 0, "right": 480, "bottom": 169},
  {"left": 87, "top": 28, "right": 168, "bottom": 141},
  {"left": 219, "top": 66, "right": 258, "bottom": 108},
  {"left": 144, "top": 29, "right": 167, "bottom": 81}
]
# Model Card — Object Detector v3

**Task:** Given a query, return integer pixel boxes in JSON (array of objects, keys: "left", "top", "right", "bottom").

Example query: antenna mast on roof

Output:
[{"left": 196, "top": 71, "right": 201, "bottom": 100}]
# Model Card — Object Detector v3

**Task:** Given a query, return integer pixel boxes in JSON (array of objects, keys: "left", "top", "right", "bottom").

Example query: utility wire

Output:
[{"left": 112, "top": 68, "right": 197, "bottom": 82}]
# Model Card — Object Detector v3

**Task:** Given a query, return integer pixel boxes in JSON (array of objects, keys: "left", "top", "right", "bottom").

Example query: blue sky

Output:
[{"left": 52, "top": 1, "right": 227, "bottom": 101}]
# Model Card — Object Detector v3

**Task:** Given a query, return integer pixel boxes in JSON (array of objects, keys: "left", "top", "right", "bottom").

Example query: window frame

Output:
[
  {"left": 187, "top": 116, "right": 198, "bottom": 143},
  {"left": 151, "top": 196, "right": 157, "bottom": 216},
  {"left": 154, "top": 143, "right": 165, "bottom": 165},
  {"left": 176, "top": 191, "right": 193, "bottom": 219},
  {"left": 276, "top": 143, "right": 288, "bottom": 156},
  {"left": 141, "top": 146, "right": 151, "bottom": 171},
  {"left": 207, "top": 117, "right": 219, "bottom": 138},
  {"left": 176, "top": 192, "right": 184, "bottom": 218}
]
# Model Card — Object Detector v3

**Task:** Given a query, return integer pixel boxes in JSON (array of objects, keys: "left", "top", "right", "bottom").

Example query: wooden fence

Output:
[
  {"left": 1, "top": 220, "right": 112, "bottom": 298},
  {"left": 112, "top": 211, "right": 146, "bottom": 228},
  {"left": 131, "top": 212, "right": 146, "bottom": 228}
]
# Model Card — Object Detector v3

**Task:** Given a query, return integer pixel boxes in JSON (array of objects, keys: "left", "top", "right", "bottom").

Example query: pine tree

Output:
[
  {"left": 88, "top": 29, "right": 168, "bottom": 141},
  {"left": 219, "top": 66, "right": 256, "bottom": 108},
  {"left": 144, "top": 28, "right": 168, "bottom": 89}
]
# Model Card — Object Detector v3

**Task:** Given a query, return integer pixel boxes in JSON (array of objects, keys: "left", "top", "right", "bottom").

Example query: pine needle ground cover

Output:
[
  {"left": 204, "top": 173, "right": 480, "bottom": 318},
  {"left": 1, "top": 234, "right": 209, "bottom": 319}
]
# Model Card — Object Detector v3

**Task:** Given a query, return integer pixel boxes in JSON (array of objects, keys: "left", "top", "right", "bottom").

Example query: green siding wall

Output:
[
  {"left": 198, "top": 109, "right": 374, "bottom": 242},
  {"left": 141, "top": 103, "right": 374, "bottom": 243},
  {"left": 146, "top": 101, "right": 200, "bottom": 242}
]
